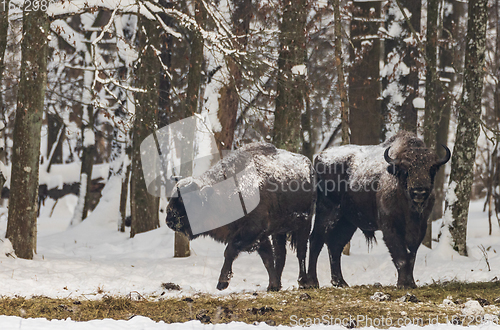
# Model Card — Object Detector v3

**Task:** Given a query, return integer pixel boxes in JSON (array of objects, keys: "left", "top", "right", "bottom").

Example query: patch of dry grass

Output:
[{"left": 0, "top": 281, "right": 499, "bottom": 327}]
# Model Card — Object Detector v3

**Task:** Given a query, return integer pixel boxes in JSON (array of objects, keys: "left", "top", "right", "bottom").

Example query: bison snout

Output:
[{"left": 410, "top": 188, "right": 430, "bottom": 203}]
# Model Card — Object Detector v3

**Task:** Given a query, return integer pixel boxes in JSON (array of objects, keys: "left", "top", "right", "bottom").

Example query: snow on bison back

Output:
[
  {"left": 166, "top": 142, "right": 315, "bottom": 291},
  {"left": 306, "top": 131, "right": 450, "bottom": 289}
]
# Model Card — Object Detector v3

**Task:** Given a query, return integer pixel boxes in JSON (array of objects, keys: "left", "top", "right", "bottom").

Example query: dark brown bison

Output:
[
  {"left": 305, "top": 131, "right": 451, "bottom": 288},
  {"left": 166, "top": 142, "right": 315, "bottom": 291}
]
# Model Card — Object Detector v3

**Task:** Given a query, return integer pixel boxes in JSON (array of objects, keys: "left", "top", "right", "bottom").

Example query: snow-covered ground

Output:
[{"left": 0, "top": 197, "right": 499, "bottom": 329}]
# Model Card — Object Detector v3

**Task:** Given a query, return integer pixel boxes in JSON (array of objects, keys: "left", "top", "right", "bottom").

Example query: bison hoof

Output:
[
  {"left": 217, "top": 281, "right": 229, "bottom": 290},
  {"left": 267, "top": 284, "right": 281, "bottom": 292},
  {"left": 300, "top": 278, "right": 319, "bottom": 289},
  {"left": 298, "top": 279, "right": 308, "bottom": 289},
  {"left": 331, "top": 279, "right": 349, "bottom": 288},
  {"left": 397, "top": 281, "right": 416, "bottom": 289}
]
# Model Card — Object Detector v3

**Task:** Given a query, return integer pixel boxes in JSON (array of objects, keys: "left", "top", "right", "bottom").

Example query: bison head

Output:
[
  {"left": 165, "top": 180, "right": 202, "bottom": 239},
  {"left": 166, "top": 179, "right": 222, "bottom": 239},
  {"left": 384, "top": 145, "right": 451, "bottom": 210},
  {"left": 166, "top": 195, "right": 194, "bottom": 238}
]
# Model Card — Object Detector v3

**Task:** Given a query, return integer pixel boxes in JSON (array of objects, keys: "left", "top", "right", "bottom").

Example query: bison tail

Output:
[{"left": 362, "top": 230, "right": 376, "bottom": 249}]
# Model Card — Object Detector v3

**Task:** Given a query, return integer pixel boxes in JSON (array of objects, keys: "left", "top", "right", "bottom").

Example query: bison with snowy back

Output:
[
  {"left": 305, "top": 131, "right": 450, "bottom": 288},
  {"left": 166, "top": 142, "right": 315, "bottom": 291}
]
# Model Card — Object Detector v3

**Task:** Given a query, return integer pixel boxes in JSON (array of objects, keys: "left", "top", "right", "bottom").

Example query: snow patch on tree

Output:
[{"left": 83, "top": 128, "right": 95, "bottom": 147}]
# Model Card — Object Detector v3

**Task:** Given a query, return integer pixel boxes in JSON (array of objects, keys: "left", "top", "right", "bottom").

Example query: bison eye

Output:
[
  {"left": 387, "top": 164, "right": 407, "bottom": 178},
  {"left": 387, "top": 164, "right": 398, "bottom": 176}
]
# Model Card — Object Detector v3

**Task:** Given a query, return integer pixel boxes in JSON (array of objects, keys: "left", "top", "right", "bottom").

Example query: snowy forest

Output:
[{"left": 0, "top": 0, "right": 500, "bottom": 327}]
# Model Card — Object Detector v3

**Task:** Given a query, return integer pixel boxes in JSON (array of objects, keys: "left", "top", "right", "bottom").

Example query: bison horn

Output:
[
  {"left": 384, "top": 147, "right": 400, "bottom": 165},
  {"left": 436, "top": 144, "right": 451, "bottom": 167}
]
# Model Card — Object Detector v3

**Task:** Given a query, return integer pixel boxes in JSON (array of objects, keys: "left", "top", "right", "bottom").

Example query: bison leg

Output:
[
  {"left": 304, "top": 224, "right": 325, "bottom": 288},
  {"left": 272, "top": 234, "right": 287, "bottom": 283},
  {"left": 325, "top": 217, "right": 357, "bottom": 287},
  {"left": 294, "top": 226, "right": 310, "bottom": 289},
  {"left": 258, "top": 237, "right": 281, "bottom": 291},
  {"left": 217, "top": 242, "right": 241, "bottom": 290},
  {"left": 382, "top": 229, "right": 417, "bottom": 288}
]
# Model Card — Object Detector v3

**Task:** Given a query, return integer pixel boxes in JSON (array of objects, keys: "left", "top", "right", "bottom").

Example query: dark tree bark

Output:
[
  {"left": 273, "top": 0, "right": 308, "bottom": 153},
  {"left": 159, "top": 0, "right": 174, "bottom": 126},
  {"left": 214, "top": 0, "right": 252, "bottom": 151},
  {"left": 334, "top": 0, "right": 349, "bottom": 146},
  {"left": 6, "top": 6, "right": 49, "bottom": 259},
  {"left": 130, "top": 16, "right": 161, "bottom": 238},
  {"left": 0, "top": 0, "right": 9, "bottom": 134},
  {"left": 430, "top": 0, "right": 464, "bottom": 222},
  {"left": 46, "top": 114, "right": 65, "bottom": 171},
  {"left": 80, "top": 106, "right": 95, "bottom": 221},
  {"left": 421, "top": 0, "right": 440, "bottom": 248},
  {"left": 349, "top": 1, "right": 382, "bottom": 145},
  {"left": 185, "top": 0, "right": 205, "bottom": 119},
  {"left": 445, "top": 0, "right": 488, "bottom": 256},
  {"left": 423, "top": 0, "right": 440, "bottom": 150},
  {"left": 119, "top": 162, "right": 131, "bottom": 233},
  {"left": 333, "top": 0, "right": 351, "bottom": 255},
  {"left": 173, "top": 0, "right": 207, "bottom": 258},
  {"left": 0, "top": 0, "right": 8, "bottom": 106}
]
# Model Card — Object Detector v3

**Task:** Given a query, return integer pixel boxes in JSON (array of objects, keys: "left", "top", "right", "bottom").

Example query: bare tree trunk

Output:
[
  {"left": 392, "top": 0, "right": 420, "bottom": 133},
  {"left": 494, "top": 0, "right": 500, "bottom": 228},
  {"left": 0, "top": 0, "right": 9, "bottom": 144},
  {"left": 421, "top": 0, "right": 440, "bottom": 248},
  {"left": 349, "top": 1, "right": 382, "bottom": 145},
  {"left": 6, "top": 6, "right": 48, "bottom": 259},
  {"left": 70, "top": 68, "right": 95, "bottom": 226},
  {"left": 214, "top": 0, "right": 251, "bottom": 151},
  {"left": 0, "top": 0, "right": 8, "bottom": 113},
  {"left": 332, "top": 0, "right": 351, "bottom": 255},
  {"left": 130, "top": 16, "right": 161, "bottom": 238},
  {"left": 334, "top": 0, "right": 349, "bottom": 146},
  {"left": 119, "top": 162, "right": 131, "bottom": 232},
  {"left": 47, "top": 114, "right": 64, "bottom": 166},
  {"left": 445, "top": 0, "right": 488, "bottom": 256},
  {"left": 173, "top": 0, "right": 206, "bottom": 258},
  {"left": 431, "top": 0, "right": 461, "bottom": 222},
  {"left": 80, "top": 106, "right": 95, "bottom": 220},
  {"left": 423, "top": 0, "right": 440, "bottom": 150},
  {"left": 273, "top": 0, "right": 308, "bottom": 153}
]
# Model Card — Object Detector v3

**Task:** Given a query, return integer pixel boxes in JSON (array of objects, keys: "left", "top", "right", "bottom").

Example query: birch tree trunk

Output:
[
  {"left": 273, "top": 0, "right": 307, "bottom": 153},
  {"left": 444, "top": 0, "right": 488, "bottom": 256},
  {"left": 6, "top": 5, "right": 48, "bottom": 259}
]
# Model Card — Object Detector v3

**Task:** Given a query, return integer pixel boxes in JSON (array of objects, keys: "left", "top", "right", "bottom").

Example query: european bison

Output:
[
  {"left": 306, "top": 131, "right": 450, "bottom": 288},
  {"left": 166, "top": 142, "right": 315, "bottom": 291}
]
